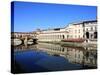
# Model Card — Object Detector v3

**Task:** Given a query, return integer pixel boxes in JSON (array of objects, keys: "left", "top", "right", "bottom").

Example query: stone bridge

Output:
[{"left": 11, "top": 32, "right": 38, "bottom": 45}]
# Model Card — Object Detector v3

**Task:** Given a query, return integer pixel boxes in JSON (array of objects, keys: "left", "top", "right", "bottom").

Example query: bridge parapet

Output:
[{"left": 11, "top": 32, "right": 38, "bottom": 45}]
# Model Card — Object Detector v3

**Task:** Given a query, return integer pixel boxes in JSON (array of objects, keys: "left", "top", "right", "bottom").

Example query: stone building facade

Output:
[
  {"left": 37, "top": 20, "right": 97, "bottom": 43},
  {"left": 37, "top": 28, "right": 68, "bottom": 42},
  {"left": 83, "top": 20, "right": 97, "bottom": 43},
  {"left": 65, "top": 22, "right": 84, "bottom": 39},
  {"left": 11, "top": 20, "right": 97, "bottom": 43}
]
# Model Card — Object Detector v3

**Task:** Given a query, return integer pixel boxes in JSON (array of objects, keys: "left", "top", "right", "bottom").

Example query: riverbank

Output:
[{"left": 37, "top": 41, "right": 97, "bottom": 48}]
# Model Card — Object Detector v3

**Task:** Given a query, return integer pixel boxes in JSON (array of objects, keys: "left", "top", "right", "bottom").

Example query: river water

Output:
[{"left": 12, "top": 43, "right": 97, "bottom": 73}]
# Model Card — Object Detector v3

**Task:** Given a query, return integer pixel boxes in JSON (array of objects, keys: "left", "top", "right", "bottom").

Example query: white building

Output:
[
  {"left": 83, "top": 20, "right": 97, "bottom": 43},
  {"left": 37, "top": 28, "right": 68, "bottom": 42},
  {"left": 37, "top": 20, "right": 97, "bottom": 43},
  {"left": 65, "top": 22, "right": 84, "bottom": 39}
]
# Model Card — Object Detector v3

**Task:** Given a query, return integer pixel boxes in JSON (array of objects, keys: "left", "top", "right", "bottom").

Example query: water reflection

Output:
[{"left": 13, "top": 43, "right": 97, "bottom": 73}]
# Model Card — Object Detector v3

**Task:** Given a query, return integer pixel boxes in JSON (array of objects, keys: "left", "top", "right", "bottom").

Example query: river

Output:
[{"left": 12, "top": 42, "right": 97, "bottom": 73}]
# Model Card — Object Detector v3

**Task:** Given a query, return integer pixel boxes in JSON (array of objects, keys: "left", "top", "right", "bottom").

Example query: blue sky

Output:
[{"left": 12, "top": 1, "right": 97, "bottom": 32}]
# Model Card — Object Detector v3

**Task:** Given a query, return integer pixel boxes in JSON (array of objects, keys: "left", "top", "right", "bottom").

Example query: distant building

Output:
[
  {"left": 37, "top": 20, "right": 97, "bottom": 43},
  {"left": 65, "top": 22, "right": 84, "bottom": 39},
  {"left": 11, "top": 20, "right": 97, "bottom": 43},
  {"left": 11, "top": 32, "right": 37, "bottom": 38},
  {"left": 83, "top": 20, "right": 97, "bottom": 43},
  {"left": 37, "top": 28, "right": 68, "bottom": 42}
]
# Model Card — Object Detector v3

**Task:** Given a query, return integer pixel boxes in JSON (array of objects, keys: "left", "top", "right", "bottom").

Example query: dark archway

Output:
[
  {"left": 86, "top": 32, "right": 89, "bottom": 39},
  {"left": 94, "top": 32, "right": 97, "bottom": 39},
  {"left": 62, "top": 35, "right": 65, "bottom": 39},
  {"left": 33, "top": 39, "right": 38, "bottom": 44}
]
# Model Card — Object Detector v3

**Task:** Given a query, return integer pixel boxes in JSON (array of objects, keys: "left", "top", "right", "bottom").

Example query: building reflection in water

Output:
[{"left": 14, "top": 43, "right": 97, "bottom": 68}]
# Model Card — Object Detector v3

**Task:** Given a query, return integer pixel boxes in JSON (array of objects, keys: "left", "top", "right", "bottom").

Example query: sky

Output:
[{"left": 12, "top": 1, "right": 97, "bottom": 32}]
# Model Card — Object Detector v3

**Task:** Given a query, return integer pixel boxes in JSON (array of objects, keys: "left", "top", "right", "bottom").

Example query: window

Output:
[
  {"left": 79, "top": 35, "right": 80, "bottom": 38},
  {"left": 79, "top": 29, "right": 80, "bottom": 33},
  {"left": 83, "top": 29, "right": 85, "bottom": 32},
  {"left": 57, "top": 35, "right": 59, "bottom": 38},
  {"left": 62, "top": 35, "right": 65, "bottom": 39},
  {"left": 91, "top": 34, "right": 93, "bottom": 39},
  {"left": 75, "top": 35, "right": 77, "bottom": 38},
  {"left": 91, "top": 27, "right": 93, "bottom": 31},
  {"left": 95, "top": 27, "right": 97, "bottom": 30},
  {"left": 75, "top": 30, "right": 77, "bottom": 33},
  {"left": 83, "top": 35, "right": 84, "bottom": 38},
  {"left": 71, "top": 35, "right": 73, "bottom": 38},
  {"left": 67, "top": 35, "right": 69, "bottom": 38},
  {"left": 86, "top": 28, "right": 88, "bottom": 31}
]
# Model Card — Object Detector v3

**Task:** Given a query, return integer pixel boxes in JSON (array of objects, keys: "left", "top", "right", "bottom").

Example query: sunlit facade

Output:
[
  {"left": 37, "top": 28, "right": 68, "bottom": 42},
  {"left": 37, "top": 20, "right": 97, "bottom": 43}
]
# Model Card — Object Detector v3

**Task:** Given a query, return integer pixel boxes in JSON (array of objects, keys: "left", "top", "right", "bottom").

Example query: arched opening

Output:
[
  {"left": 62, "top": 35, "right": 65, "bottom": 39},
  {"left": 86, "top": 32, "right": 89, "bottom": 39},
  {"left": 94, "top": 32, "right": 97, "bottom": 39},
  {"left": 33, "top": 39, "right": 38, "bottom": 44}
]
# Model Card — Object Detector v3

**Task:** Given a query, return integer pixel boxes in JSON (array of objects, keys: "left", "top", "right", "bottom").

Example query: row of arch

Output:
[
  {"left": 38, "top": 34, "right": 65, "bottom": 39},
  {"left": 85, "top": 32, "right": 97, "bottom": 39}
]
